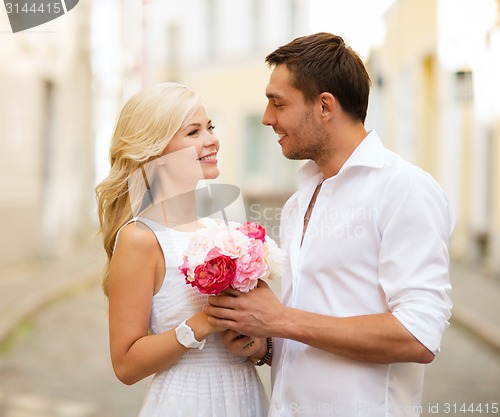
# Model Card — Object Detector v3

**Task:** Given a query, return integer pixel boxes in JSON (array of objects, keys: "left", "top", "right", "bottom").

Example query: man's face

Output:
[{"left": 262, "top": 64, "right": 330, "bottom": 162}]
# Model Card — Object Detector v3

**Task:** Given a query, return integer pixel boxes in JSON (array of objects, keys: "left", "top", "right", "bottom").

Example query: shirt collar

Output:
[{"left": 297, "top": 130, "right": 385, "bottom": 186}]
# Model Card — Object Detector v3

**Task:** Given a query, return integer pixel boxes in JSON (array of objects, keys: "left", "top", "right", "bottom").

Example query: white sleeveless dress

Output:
[{"left": 117, "top": 217, "right": 269, "bottom": 417}]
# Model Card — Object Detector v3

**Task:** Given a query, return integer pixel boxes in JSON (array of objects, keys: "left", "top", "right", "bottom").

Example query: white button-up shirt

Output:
[{"left": 271, "top": 131, "right": 454, "bottom": 417}]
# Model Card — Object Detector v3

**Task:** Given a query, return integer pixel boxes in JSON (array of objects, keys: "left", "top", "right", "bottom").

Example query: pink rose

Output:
[
  {"left": 232, "top": 239, "right": 268, "bottom": 293},
  {"left": 186, "top": 254, "right": 236, "bottom": 295},
  {"left": 237, "top": 222, "right": 266, "bottom": 242},
  {"left": 179, "top": 256, "right": 190, "bottom": 277}
]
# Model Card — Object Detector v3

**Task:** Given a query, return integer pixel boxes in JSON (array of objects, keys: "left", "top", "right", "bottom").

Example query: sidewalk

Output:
[
  {"left": 1, "top": 244, "right": 500, "bottom": 353},
  {"left": 449, "top": 262, "right": 500, "bottom": 353},
  {"left": 0, "top": 240, "right": 105, "bottom": 345}
]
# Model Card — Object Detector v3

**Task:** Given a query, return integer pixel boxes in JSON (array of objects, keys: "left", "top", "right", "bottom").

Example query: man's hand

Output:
[
  {"left": 205, "top": 280, "right": 285, "bottom": 338},
  {"left": 223, "top": 330, "right": 268, "bottom": 360}
]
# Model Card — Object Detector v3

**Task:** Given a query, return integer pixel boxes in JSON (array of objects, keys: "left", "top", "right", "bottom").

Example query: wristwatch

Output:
[{"left": 175, "top": 320, "right": 206, "bottom": 349}]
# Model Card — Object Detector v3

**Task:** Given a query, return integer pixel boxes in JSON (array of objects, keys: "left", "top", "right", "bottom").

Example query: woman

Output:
[{"left": 95, "top": 82, "right": 268, "bottom": 417}]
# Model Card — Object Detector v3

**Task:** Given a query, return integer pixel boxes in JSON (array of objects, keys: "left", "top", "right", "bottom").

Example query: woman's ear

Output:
[{"left": 319, "top": 92, "right": 336, "bottom": 121}]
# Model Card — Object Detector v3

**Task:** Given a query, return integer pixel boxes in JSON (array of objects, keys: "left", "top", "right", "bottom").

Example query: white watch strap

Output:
[{"left": 175, "top": 319, "right": 206, "bottom": 349}]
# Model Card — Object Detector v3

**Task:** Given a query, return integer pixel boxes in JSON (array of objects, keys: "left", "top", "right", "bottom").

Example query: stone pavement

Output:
[
  {"left": 0, "top": 239, "right": 106, "bottom": 345},
  {"left": 0, "top": 239, "right": 109, "bottom": 417},
  {"left": 449, "top": 261, "right": 500, "bottom": 354},
  {"left": 0, "top": 390, "right": 102, "bottom": 417}
]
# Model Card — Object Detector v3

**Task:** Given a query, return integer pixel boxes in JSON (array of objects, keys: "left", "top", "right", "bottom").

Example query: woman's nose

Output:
[{"left": 204, "top": 132, "right": 219, "bottom": 149}]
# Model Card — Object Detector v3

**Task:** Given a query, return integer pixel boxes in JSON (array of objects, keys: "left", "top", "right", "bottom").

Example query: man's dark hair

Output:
[{"left": 265, "top": 32, "right": 371, "bottom": 123}]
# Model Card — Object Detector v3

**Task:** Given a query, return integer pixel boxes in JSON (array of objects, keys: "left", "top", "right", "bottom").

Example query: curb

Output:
[
  {"left": 449, "top": 262, "right": 500, "bottom": 355},
  {"left": 0, "top": 244, "right": 105, "bottom": 346},
  {"left": 451, "top": 306, "right": 500, "bottom": 355}
]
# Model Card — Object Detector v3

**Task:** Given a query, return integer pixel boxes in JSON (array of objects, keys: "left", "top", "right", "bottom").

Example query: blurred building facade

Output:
[
  {"left": 0, "top": 4, "right": 93, "bottom": 267},
  {"left": 6, "top": 0, "right": 495, "bottom": 274},
  {"left": 367, "top": 0, "right": 500, "bottom": 276}
]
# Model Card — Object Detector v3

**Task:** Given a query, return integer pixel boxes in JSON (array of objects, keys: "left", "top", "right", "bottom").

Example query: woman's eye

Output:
[
  {"left": 208, "top": 125, "right": 216, "bottom": 132},
  {"left": 187, "top": 129, "right": 199, "bottom": 136}
]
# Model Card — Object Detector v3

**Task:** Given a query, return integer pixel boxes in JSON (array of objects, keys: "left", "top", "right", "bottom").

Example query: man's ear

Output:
[{"left": 319, "top": 92, "right": 336, "bottom": 121}]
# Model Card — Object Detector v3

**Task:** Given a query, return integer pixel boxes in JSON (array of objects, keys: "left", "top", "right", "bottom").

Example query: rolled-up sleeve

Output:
[{"left": 378, "top": 168, "right": 455, "bottom": 354}]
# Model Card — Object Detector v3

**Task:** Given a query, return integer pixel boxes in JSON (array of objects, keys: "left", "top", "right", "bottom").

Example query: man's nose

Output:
[{"left": 262, "top": 104, "right": 274, "bottom": 126}]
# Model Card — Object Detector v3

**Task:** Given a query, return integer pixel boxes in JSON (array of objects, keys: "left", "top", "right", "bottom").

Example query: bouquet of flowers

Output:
[{"left": 179, "top": 221, "right": 284, "bottom": 295}]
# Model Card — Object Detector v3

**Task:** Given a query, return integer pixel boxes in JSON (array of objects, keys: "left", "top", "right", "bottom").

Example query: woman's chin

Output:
[{"left": 203, "top": 167, "right": 220, "bottom": 180}]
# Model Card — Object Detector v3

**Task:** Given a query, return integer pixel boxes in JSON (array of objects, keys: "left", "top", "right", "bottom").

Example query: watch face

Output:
[
  {"left": 177, "top": 326, "right": 192, "bottom": 344},
  {"left": 176, "top": 322, "right": 204, "bottom": 349}
]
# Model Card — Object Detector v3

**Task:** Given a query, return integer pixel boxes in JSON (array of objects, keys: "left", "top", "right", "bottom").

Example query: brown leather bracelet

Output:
[{"left": 253, "top": 337, "right": 273, "bottom": 366}]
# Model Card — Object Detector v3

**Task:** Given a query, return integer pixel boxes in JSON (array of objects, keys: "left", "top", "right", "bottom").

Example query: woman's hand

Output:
[{"left": 187, "top": 309, "right": 227, "bottom": 341}]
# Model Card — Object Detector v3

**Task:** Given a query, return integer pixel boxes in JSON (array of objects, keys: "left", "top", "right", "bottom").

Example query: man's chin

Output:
[{"left": 282, "top": 149, "right": 307, "bottom": 161}]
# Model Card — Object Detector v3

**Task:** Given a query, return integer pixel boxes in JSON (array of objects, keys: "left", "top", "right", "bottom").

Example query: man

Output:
[{"left": 206, "top": 32, "right": 454, "bottom": 417}]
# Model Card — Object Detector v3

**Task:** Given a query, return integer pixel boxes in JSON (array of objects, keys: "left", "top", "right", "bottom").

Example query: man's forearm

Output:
[{"left": 276, "top": 308, "right": 435, "bottom": 364}]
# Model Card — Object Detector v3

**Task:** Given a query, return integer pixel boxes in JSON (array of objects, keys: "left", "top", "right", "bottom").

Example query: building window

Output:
[
  {"left": 207, "top": 0, "right": 217, "bottom": 58},
  {"left": 243, "top": 114, "right": 297, "bottom": 194},
  {"left": 250, "top": 0, "right": 263, "bottom": 52},
  {"left": 244, "top": 114, "right": 267, "bottom": 178},
  {"left": 455, "top": 69, "right": 473, "bottom": 102}
]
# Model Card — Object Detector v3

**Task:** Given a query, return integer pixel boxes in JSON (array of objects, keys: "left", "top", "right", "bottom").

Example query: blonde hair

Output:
[{"left": 95, "top": 82, "right": 203, "bottom": 296}]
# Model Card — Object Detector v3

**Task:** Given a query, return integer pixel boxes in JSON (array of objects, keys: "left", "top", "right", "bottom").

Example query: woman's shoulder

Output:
[
  {"left": 115, "top": 220, "right": 159, "bottom": 252},
  {"left": 110, "top": 220, "right": 164, "bottom": 295}
]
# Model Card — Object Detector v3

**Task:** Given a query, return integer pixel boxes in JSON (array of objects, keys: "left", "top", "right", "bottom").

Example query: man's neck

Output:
[{"left": 316, "top": 124, "right": 368, "bottom": 179}]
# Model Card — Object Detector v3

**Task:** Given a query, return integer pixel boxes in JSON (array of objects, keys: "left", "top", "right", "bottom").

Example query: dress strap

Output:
[{"left": 113, "top": 217, "right": 163, "bottom": 252}]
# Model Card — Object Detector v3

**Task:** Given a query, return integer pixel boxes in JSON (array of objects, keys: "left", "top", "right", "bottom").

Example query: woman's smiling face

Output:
[{"left": 161, "top": 104, "right": 220, "bottom": 181}]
